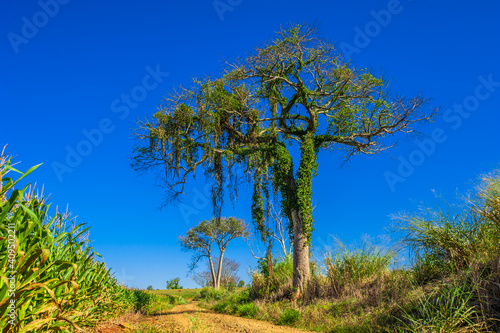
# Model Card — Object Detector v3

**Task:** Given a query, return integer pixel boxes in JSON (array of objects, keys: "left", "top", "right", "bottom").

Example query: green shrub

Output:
[
  {"left": 325, "top": 240, "right": 394, "bottom": 285},
  {"left": 401, "top": 172, "right": 500, "bottom": 275},
  {"left": 237, "top": 303, "right": 258, "bottom": 318},
  {"left": 198, "top": 286, "right": 226, "bottom": 300},
  {"left": 278, "top": 308, "right": 301, "bottom": 325},
  {"left": 397, "top": 282, "right": 482, "bottom": 332}
]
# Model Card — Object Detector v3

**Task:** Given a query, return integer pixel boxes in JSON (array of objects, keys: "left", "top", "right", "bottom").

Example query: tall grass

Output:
[
  {"left": 397, "top": 171, "right": 500, "bottom": 331},
  {"left": 0, "top": 152, "right": 134, "bottom": 332},
  {"left": 205, "top": 172, "right": 500, "bottom": 332},
  {"left": 325, "top": 240, "right": 395, "bottom": 285}
]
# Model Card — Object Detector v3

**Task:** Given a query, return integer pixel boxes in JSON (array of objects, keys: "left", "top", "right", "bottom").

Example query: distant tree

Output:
[
  {"left": 180, "top": 217, "right": 249, "bottom": 289},
  {"left": 133, "top": 23, "right": 436, "bottom": 293},
  {"left": 237, "top": 280, "right": 245, "bottom": 287},
  {"left": 192, "top": 257, "right": 241, "bottom": 288},
  {"left": 166, "top": 277, "right": 182, "bottom": 289},
  {"left": 146, "top": 285, "right": 153, "bottom": 291}
]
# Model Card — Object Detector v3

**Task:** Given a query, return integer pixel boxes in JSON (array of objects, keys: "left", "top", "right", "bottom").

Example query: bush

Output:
[
  {"left": 398, "top": 281, "right": 483, "bottom": 332},
  {"left": 401, "top": 172, "right": 500, "bottom": 276},
  {"left": 252, "top": 255, "right": 293, "bottom": 298},
  {"left": 237, "top": 303, "right": 258, "bottom": 318},
  {"left": 324, "top": 240, "right": 394, "bottom": 290},
  {"left": 278, "top": 308, "right": 301, "bottom": 325},
  {"left": 226, "top": 281, "right": 237, "bottom": 292},
  {"left": 198, "top": 287, "right": 226, "bottom": 300}
]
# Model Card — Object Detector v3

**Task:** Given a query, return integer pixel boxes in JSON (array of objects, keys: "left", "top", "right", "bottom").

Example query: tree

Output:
[
  {"left": 179, "top": 217, "right": 249, "bottom": 289},
  {"left": 193, "top": 257, "right": 241, "bottom": 288},
  {"left": 247, "top": 201, "right": 293, "bottom": 280},
  {"left": 238, "top": 280, "right": 245, "bottom": 287},
  {"left": 147, "top": 285, "right": 153, "bottom": 291},
  {"left": 133, "top": 24, "right": 436, "bottom": 292},
  {"left": 166, "top": 277, "right": 182, "bottom": 289}
]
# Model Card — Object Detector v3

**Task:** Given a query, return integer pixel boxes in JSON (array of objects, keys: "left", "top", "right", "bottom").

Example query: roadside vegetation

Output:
[
  {"left": 197, "top": 171, "right": 500, "bottom": 332},
  {"left": 0, "top": 151, "right": 185, "bottom": 332}
]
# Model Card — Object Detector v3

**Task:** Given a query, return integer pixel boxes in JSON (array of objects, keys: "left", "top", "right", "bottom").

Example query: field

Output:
[
  {"left": 153, "top": 288, "right": 202, "bottom": 299},
  {"left": 153, "top": 287, "right": 246, "bottom": 299}
]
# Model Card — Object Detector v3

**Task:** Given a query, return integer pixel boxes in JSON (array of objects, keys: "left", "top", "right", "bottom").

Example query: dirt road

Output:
[{"left": 94, "top": 301, "right": 315, "bottom": 333}]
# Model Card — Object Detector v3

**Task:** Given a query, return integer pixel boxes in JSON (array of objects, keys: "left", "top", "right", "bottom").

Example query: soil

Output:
[{"left": 89, "top": 301, "right": 316, "bottom": 333}]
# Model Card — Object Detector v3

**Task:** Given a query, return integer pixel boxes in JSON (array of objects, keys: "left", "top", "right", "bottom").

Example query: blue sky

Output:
[{"left": 1, "top": 0, "right": 499, "bottom": 289}]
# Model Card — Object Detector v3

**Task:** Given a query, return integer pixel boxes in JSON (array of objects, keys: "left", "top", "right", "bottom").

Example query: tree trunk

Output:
[
  {"left": 216, "top": 250, "right": 225, "bottom": 289},
  {"left": 266, "top": 239, "right": 274, "bottom": 280},
  {"left": 208, "top": 255, "right": 217, "bottom": 288},
  {"left": 291, "top": 207, "right": 310, "bottom": 295}
]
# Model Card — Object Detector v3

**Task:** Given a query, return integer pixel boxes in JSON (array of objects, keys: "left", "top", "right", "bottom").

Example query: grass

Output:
[
  {"left": 154, "top": 288, "right": 203, "bottom": 299},
  {"left": 198, "top": 171, "right": 500, "bottom": 332}
]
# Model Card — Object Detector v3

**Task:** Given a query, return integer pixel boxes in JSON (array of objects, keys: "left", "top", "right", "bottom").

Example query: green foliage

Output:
[
  {"left": 147, "top": 285, "right": 153, "bottom": 290},
  {"left": 296, "top": 133, "right": 318, "bottom": 241},
  {"left": 401, "top": 170, "right": 500, "bottom": 275},
  {"left": 397, "top": 282, "right": 482, "bottom": 332},
  {"left": 225, "top": 281, "right": 236, "bottom": 292},
  {"left": 278, "top": 308, "right": 301, "bottom": 325},
  {"left": 236, "top": 303, "right": 258, "bottom": 318},
  {"left": 179, "top": 217, "right": 249, "bottom": 288},
  {"left": 155, "top": 288, "right": 202, "bottom": 299},
  {"left": 325, "top": 240, "right": 394, "bottom": 284},
  {"left": 237, "top": 280, "right": 245, "bottom": 287},
  {"left": 0, "top": 154, "right": 134, "bottom": 332},
  {"left": 253, "top": 255, "right": 294, "bottom": 296},
  {"left": 131, "top": 290, "right": 182, "bottom": 316},
  {"left": 166, "top": 277, "right": 182, "bottom": 289},
  {"left": 197, "top": 287, "right": 226, "bottom": 301}
]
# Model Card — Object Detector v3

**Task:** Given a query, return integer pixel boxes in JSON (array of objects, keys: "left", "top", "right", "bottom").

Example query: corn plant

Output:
[{"left": 0, "top": 152, "right": 134, "bottom": 332}]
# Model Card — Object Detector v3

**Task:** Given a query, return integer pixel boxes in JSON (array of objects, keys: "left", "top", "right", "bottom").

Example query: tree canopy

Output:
[{"left": 179, "top": 216, "right": 249, "bottom": 289}]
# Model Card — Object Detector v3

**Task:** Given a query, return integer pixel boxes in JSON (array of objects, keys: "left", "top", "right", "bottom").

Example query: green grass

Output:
[
  {"left": 154, "top": 288, "right": 202, "bottom": 299},
  {"left": 154, "top": 287, "right": 246, "bottom": 300}
]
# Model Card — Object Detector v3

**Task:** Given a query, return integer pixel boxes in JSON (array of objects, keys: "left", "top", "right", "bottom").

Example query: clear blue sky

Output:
[{"left": 1, "top": 0, "right": 499, "bottom": 289}]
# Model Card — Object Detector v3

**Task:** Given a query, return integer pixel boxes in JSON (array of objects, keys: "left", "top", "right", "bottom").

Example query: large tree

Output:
[
  {"left": 179, "top": 217, "right": 249, "bottom": 289},
  {"left": 133, "top": 24, "right": 436, "bottom": 293}
]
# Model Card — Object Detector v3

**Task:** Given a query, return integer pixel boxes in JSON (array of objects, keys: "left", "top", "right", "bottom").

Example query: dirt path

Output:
[{"left": 126, "top": 301, "right": 315, "bottom": 333}]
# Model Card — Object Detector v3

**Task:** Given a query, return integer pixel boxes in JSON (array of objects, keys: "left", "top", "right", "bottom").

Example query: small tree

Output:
[
  {"left": 238, "top": 280, "right": 245, "bottom": 287},
  {"left": 180, "top": 217, "right": 249, "bottom": 289},
  {"left": 192, "top": 257, "right": 241, "bottom": 288},
  {"left": 166, "top": 277, "right": 182, "bottom": 289},
  {"left": 146, "top": 285, "right": 153, "bottom": 291}
]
